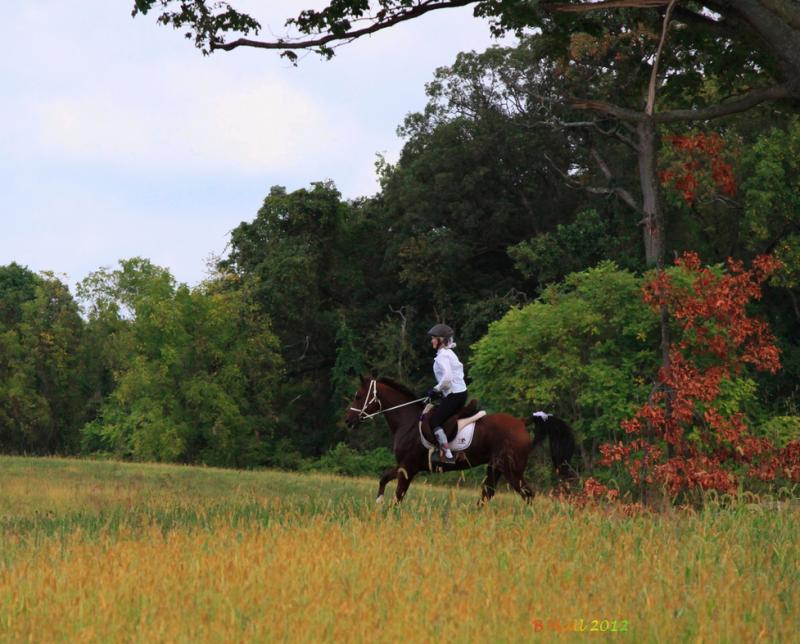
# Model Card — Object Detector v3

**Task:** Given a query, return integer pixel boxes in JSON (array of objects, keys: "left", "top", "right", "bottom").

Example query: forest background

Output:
[{"left": 3, "top": 0, "right": 800, "bottom": 501}]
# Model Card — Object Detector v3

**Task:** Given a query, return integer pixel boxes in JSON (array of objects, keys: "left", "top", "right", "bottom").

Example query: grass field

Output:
[{"left": 1, "top": 456, "right": 798, "bottom": 643}]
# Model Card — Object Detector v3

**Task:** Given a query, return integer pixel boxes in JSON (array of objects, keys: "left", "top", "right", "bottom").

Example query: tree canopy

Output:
[
  {"left": 133, "top": 1, "right": 800, "bottom": 105},
  {"left": 2, "top": 5, "right": 800, "bottom": 499}
]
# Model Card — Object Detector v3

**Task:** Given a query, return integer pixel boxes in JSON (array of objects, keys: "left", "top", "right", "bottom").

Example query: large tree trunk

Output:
[
  {"left": 723, "top": 0, "right": 800, "bottom": 84},
  {"left": 637, "top": 115, "right": 676, "bottom": 502},
  {"left": 637, "top": 118, "right": 665, "bottom": 267}
]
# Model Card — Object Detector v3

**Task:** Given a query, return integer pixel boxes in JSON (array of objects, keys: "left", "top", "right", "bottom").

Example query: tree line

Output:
[{"left": 3, "top": 24, "right": 800, "bottom": 496}]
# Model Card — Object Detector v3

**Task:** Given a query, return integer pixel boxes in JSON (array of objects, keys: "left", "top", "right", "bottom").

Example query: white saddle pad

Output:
[{"left": 419, "top": 408, "right": 486, "bottom": 452}]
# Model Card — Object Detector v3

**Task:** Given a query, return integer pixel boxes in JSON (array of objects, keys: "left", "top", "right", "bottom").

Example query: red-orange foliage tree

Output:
[
  {"left": 597, "top": 252, "right": 800, "bottom": 498},
  {"left": 659, "top": 132, "right": 738, "bottom": 205}
]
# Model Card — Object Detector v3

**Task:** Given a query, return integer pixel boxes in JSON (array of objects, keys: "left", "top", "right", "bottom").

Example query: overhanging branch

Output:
[
  {"left": 542, "top": 0, "right": 669, "bottom": 12},
  {"left": 567, "top": 83, "right": 793, "bottom": 123},
  {"left": 211, "top": 0, "right": 475, "bottom": 53},
  {"left": 542, "top": 0, "right": 745, "bottom": 42},
  {"left": 656, "top": 82, "right": 794, "bottom": 121},
  {"left": 755, "top": 0, "right": 800, "bottom": 33}
]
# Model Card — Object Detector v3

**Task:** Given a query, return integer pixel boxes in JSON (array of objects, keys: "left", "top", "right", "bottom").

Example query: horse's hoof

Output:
[{"left": 376, "top": 495, "right": 384, "bottom": 505}]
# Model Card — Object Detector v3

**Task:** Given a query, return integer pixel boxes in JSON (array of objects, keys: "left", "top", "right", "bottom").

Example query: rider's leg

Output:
[
  {"left": 430, "top": 391, "right": 468, "bottom": 460},
  {"left": 433, "top": 429, "right": 454, "bottom": 460}
]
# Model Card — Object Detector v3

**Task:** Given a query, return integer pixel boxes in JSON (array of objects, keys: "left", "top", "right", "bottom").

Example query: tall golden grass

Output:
[{"left": 1, "top": 457, "right": 798, "bottom": 643}]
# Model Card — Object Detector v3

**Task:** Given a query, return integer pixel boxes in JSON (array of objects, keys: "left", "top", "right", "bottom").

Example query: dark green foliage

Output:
[
  {"left": 741, "top": 117, "right": 800, "bottom": 287},
  {"left": 510, "top": 209, "right": 644, "bottom": 283},
  {"left": 222, "top": 182, "right": 394, "bottom": 456},
  {"left": 0, "top": 266, "right": 89, "bottom": 454},
  {"left": 0, "top": 263, "right": 38, "bottom": 327}
]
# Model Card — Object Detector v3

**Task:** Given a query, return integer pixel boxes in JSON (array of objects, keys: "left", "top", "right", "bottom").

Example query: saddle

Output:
[{"left": 420, "top": 398, "right": 479, "bottom": 446}]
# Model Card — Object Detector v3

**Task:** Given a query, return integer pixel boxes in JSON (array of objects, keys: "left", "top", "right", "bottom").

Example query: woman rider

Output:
[{"left": 427, "top": 324, "right": 468, "bottom": 462}]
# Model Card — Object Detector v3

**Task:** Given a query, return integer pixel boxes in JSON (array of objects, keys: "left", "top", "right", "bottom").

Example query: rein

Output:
[{"left": 350, "top": 379, "right": 428, "bottom": 421}]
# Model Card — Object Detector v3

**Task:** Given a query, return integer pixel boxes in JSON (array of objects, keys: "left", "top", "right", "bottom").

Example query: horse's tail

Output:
[{"left": 523, "top": 414, "right": 576, "bottom": 479}]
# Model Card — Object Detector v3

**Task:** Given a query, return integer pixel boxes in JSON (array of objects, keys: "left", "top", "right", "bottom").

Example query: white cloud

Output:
[
  {"left": 4, "top": 0, "right": 513, "bottom": 289},
  {"left": 38, "top": 98, "right": 151, "bottom": 157},
  {"left": 35, "top": 71, "right": 334, "bottom": 173},
  {"left": 185, "top": 78, "right": 336, "bottom": 170}
]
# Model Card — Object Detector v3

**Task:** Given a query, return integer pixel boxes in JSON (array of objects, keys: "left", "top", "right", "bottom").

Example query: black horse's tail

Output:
[{"left": 524, "top": 414, "right": 576, "bottom": 479}]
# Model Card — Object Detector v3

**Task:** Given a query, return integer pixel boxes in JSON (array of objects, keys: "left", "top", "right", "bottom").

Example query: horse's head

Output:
[{"left": 345, "top": 375, "right": 381, "bottom": 428}]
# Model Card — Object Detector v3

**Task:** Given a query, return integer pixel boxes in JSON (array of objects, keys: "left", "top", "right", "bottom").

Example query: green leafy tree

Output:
[
  {"left": 742, "top": 117, "right": 800, "bottom": 295},
  {"left": 79, "top": 259, "right": 282, "bottom": 466},
  {"left": 510, "top": 209, "right": 642, "bottom": 284},
  {"left": 131, "top": 0, "right": 800, "bottom": 263},
  {"left": 223, "top": 182, "right": 402, "bottom": 455},
  {"left": 381, "top": 46, "right": 581, "bottom": 303},
  {"left": 133, "top": 0, "right": 800, "bottom": 284},
  {"left": 739, "top": 117, "right": 800, "bottom": 413},
  {"left": 374, "top": 43, "right": 609, "bottom": 357},
  {"left": 0, "top": 265, "right": 88, "bottom": 453},
  {"left": 470, "top": 262, "right": 661, "bottom": 467}
]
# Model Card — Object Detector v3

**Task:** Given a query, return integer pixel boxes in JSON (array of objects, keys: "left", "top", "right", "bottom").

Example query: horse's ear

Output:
[{"left": 359, "top": 374, "right": 368, "bottom": 387}]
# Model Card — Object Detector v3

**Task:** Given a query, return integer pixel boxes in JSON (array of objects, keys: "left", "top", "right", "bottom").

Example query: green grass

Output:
[
  {"left": 1, "top": 456, "right": 799, "bottom": 643},
  {"left": 0, "top": 455, "right": 517, "bottom": 541}
]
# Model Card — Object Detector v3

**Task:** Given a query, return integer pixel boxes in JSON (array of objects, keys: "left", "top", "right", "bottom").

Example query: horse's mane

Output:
[{"left": 377, "top": 376, "right": 420, "bottom": 400}]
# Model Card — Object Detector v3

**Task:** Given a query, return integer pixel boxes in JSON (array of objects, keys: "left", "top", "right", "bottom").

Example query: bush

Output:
[
  {"left": 469, "top": 262, "right": 660, "bottom": 464},
  {"left": 759, "top": 416, "right": 800, "bottom": 448},
  {"left": 304, "top": 443, "right": 396, "bottom": 478}
]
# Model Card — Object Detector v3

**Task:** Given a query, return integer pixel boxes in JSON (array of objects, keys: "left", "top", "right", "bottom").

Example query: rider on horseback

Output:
[{"left": 427, "top": 324, "right": 468, "bottom": 463}]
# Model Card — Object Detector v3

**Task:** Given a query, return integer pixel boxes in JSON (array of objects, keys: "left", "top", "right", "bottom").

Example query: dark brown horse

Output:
[{"left": 345, "top": 375, "right": 575, "bottom": 504}]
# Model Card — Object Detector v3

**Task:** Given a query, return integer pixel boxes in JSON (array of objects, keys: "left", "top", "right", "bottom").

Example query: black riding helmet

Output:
[{"left": 427, "top": 324, "right": 454, "bottom": 339}]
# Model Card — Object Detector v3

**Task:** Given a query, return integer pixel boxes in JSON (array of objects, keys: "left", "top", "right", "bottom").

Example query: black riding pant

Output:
[{"left": 430, "top": 390, "right": 469, "bottom": 432}]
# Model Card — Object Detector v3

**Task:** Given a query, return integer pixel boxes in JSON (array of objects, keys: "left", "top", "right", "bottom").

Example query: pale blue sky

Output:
[{"left": 1, "top": 1, "right": 510, "bottom": 291}]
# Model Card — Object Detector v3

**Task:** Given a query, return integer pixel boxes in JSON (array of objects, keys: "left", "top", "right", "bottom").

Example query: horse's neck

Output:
[
  {"left": 379, "top": 389, "right": 422, "bottom": 438},
  {"left": 383, "top": 406, "right": 421, "bottom": 437}
]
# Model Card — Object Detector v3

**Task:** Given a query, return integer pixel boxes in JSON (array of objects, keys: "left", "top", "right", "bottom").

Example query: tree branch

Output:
[
  {"left": 755, "top": 0, "right": 800, "bottom": 33},
  {"left": 543, "top": 0, "right": 670, "bottom": 11},
  {"left": 671, "top": 5, "right": 740, "bottom": 38},
  {"left": 567, "top": 99, "right": 648, "bottom": 122},
  {"left": 211, "top": 0, "right": 475, "bottom": 53},
  {"left": 567, "top": 83, "right": 794, "bottom": 123},
  {"left": 544, "top": 155, "right": 642, "bottom": 212},
  {"left": 656, "top": 82, "right": 795, "bottom": 121},
  {"left": 646, "top": 0, "right": 678, "bottom": 116},
  {"left": 589, "top": 147, "right": 613, "bottom": 181},
  {"left": 542, "top": 114, "right": 641, "bottom": 152},
  {"left": 527, "top": 93, "right": 642, "bottom": 150}
]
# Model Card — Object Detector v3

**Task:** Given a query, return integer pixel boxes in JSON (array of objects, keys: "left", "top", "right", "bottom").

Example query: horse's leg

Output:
[
  {"left": 518, "top": 474, "right": 534, "bottom": 502},
  {"left": 394, "top": 466, "right": 418, "bottom": 503},
  {"left": 497, "top": 458, "right": 534, "bottom": 504},
  {"left": 502, "top": 468, "right": 534, "bottom": 503},
  {"left": 478, "top": 465, "right": 500, "bottom": 507},
  {"left": 376, "top": 466, "right": 400, "bottom": 504}
]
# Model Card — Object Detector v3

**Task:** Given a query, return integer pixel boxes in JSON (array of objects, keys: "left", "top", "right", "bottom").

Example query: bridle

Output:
[{"left": 350, "top": 379, "right": 429, "bottom": 422}]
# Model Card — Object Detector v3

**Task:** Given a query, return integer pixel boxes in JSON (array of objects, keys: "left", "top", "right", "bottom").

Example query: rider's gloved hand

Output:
[{"left": 427, "top": 389, "right": 441, "bottom": 400}]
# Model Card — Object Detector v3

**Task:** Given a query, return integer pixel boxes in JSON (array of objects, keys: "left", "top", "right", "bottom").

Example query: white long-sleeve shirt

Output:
[{"left": 433, "top": 347, "right": 467, "bottom": 396}]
